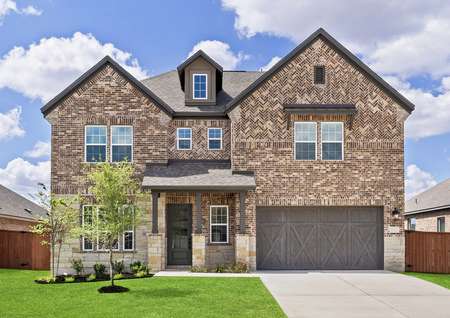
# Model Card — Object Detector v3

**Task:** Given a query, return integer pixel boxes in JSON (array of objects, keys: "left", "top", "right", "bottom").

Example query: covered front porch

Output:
[{"left": 142, "top": 160, "right": 256, "bottom": 271}]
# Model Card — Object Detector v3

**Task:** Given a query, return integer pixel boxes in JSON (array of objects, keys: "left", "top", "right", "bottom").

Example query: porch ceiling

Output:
[{"left": 142, "top": 160, "right": 256, "bottom": 192}]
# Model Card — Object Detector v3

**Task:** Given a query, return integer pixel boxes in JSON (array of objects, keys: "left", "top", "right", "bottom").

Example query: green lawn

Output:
[
  {"left": 0, "top": 269, "right": 285, "bottom": 318},
  {"left": 405, "top": 272, "right": 450, "bottom": 289}
]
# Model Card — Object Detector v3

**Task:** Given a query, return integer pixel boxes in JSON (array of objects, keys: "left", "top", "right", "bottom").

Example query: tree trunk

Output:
[
  {"left": 109, "top": 248, "right": 114, "bottom": 287},
  {"left": 51, "top": 237, "right": 55, "bottom": 279},
  {"left": 56, "top": 240, "right": 62, "bottom": 277}
]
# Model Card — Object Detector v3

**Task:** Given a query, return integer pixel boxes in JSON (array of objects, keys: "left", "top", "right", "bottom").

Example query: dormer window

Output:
[{"left": 193, "top": 74, "right": 207, "bottom": 99}]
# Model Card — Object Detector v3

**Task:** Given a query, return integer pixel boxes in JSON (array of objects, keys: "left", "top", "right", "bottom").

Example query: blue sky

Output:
[{"left": 0, "top": 0, "right": 449, "bottom": 199}]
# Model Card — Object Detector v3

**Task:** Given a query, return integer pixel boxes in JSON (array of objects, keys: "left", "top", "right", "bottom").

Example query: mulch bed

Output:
[
  {"left": 34, "top": 273, "right": 153, "bottom": 284},
  {"left": 98, "top": 285, "right": 130, "bottom": 293}
]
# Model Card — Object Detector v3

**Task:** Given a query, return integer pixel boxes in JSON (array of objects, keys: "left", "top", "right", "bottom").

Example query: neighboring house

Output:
[
  {"left": 41, "top": 28, "right": 414, "bottom": 273},
  {"left": 405, "top": 179, "right": 450, "bottom": 232},
  {"left": 0, "top": 185, "right": 50, "bottom": 269}
]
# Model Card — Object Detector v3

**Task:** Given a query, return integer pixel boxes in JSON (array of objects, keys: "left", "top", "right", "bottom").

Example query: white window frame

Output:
[
  {"left": 81, "top": 205, "right": 94, "bottom": 251},
  {"left": 209, "top": 205, "right": 229, "bottom": 244},
  {"left": 294, "top": 122, "right": 317, "bottom": 160},
  {"left": 85, "top": 125, "right": 107, "bottom": 163},
  {"left": 408, "top": 217, "right": 416, "bottom": 231},
  {"left": 437, "top": 217, "right": 445, "bottom": 232},
  {"left": 122, "top": 205, "right": 135, "bottom": 251},
  {"left": 192, "top": 73, "right": 208, "bottom": 100},
  {"left": 177, "top": 128, "right": 192, "bottom": 150},
  {"left": 208, "top": 128, "right": 222, "bottom": 150},
  {"left": 110, "top": 125, "right": 133, "bottom": 163},
  {"left": 321, "top": 122, "right": 344, "bottom": 161}
]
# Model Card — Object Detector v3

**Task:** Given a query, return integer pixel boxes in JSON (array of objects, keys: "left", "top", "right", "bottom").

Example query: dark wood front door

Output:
[{"left": 167, "top": 204, "right": 192, "bottom": 265}]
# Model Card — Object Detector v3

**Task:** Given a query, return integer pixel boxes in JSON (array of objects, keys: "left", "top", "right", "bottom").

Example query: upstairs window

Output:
[
  {"left": 294, "top": 122, "right": 316, "bottom": 160},
  {"left": 314, "top": 65, "right": 325, "bottom": 84},
  {"left": 177, "top": 128, "right": 192, "bottom": 150},
  {"left": 111, "top": 126, "right": 133, "bottom": 162},
  {"left": 210, "top": 206, "right": 228, "bottom": 243},
  {"left": 208, "top": 128, "right": 222, "bottom": 150},
  {"left": 85, "top": 125, "right": 107, "bottom": 162},
  {"left": 193, "top": 74, "right": 207, "bottom": 99},
  {"left": 321, "top": 122, "right": 343, "bottom": 160},
  {"left": 437, "top": 217, "right": 445, "bottom": 232},
  {"left": 408, "top": 218, "right": 416, "bottom": 231}
]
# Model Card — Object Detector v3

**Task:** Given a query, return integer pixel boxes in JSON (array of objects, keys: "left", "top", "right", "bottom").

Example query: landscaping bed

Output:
[{"left": 35, "top": 272, "right": 153, "bottom": 284}]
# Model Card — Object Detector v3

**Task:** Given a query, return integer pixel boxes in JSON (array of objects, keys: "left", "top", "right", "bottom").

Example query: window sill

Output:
[
  {"left": 81, "top": 250, "right": 137, "bottom": 253},
  {"left": 207, "top": 242, "right": 232, "bottom": 246}
]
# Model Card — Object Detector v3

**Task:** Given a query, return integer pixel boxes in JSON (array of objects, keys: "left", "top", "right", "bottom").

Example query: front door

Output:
[{"left": 167, "top": 204, "right": 192, "bottom": 265}]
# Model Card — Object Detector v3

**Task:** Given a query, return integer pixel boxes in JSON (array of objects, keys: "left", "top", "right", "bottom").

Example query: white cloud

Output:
[
  {"left": 0, "top": 1, "right": 42, "bottom": 23},
  {"left": 188, "top": 40, "right": 248, "bottom": 70},
  {"left": 405, "top": 164, "right": 437, "bottom": 199},
  {"left": 261, "top": 56, "right": 281, "bottom": 71},
  {"left": 0, "top": 106, "right": 25, "bottom": 140},
  {"left": 24, "top": 141, "right": 50, "bottom": 158},
  {"left": 384, "top": 76, "right": 450, "bottom": 139},
  {"left": 368, "top": 19, "right": 450, "bottom": 79},
  {"left": 0, "top": 32, "right": 148, "bottom": 102},
  {"left": 21, "top": 5, "right": 42, "bottom": 16},
  {"left": 0, "top": 158, "right": 50, "bottom": 198}
]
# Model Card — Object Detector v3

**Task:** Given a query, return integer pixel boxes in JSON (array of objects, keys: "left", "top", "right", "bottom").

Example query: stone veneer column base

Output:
[
  {"left": 148, "top": 233, "right": 165, "bottom": 272},
  {"left": 192, "top": 234, "right": 206, "bottom": 267},
  {"left": 384, "top": 235, "right": 405, "bottom": 272},
  {"left": 235, "top": 234, "right": 256, "bottom": 271}
]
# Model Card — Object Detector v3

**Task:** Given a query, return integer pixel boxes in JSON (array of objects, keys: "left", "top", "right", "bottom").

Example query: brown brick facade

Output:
[
  {"left": 168, "top": 119, "right": 230, "bottom": 160},
  {"left": 46, "top": 35, "right": 409, "bottom": 272}
]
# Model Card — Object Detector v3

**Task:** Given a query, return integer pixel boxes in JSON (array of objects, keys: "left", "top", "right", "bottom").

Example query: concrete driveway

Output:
[{"left": 259, "top": 271, "right": 450, "bottom": 318}]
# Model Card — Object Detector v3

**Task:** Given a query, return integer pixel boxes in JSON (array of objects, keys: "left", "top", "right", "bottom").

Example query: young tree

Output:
[
  {"left": 79, "top": 162, "right": 141, "bottom": 288},
  {"left": 31, "top": 183, "right": 79, "bottom": 279}
]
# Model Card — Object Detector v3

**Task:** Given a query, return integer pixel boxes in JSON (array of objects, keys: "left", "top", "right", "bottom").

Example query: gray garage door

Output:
[{"left": 256, "top": 206, "right": 384, "bottom": 270}]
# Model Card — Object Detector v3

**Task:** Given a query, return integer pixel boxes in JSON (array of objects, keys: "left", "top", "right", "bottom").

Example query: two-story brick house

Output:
[{"left": 41, "top": 28, "right": 413, "bottom": 273}]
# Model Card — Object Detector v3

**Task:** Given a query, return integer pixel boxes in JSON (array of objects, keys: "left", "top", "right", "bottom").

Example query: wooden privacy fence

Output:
[
  {"left": 0, "top": 230, "right": 50, "bottom": 270},
  {"left": 405, "top": 230, "right": 450, "bottom": 273}
]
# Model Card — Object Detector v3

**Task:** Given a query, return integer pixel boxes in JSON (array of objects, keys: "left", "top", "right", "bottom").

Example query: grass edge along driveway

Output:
[
  {"left": 404, "top": 272, "right": 450, "bottom": 290},
  {"left": 0, "top": 269, "right": 285, "bottom": 318}
]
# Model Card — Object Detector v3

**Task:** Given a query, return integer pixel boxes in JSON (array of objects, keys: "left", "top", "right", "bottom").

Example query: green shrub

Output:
[
  {"left": 215, "top": 264, "right": 227, "bottom": 273},
  {"left": 231, "top": 262, "right": 249, "bottom": 273},
  {"left": 113, "top": 273, "right": 124, "bottom": 280},
  {"left": 38, "top": 276, "right": 55, "bottom": 283},
  {"left": 135, "top": 271, "right": 146, "bottom": 278},
  {"left": 86, "top": 274, "right": 96, "bottom": 282},
  {"left": 70, "top": 258, "right": 84, "bottom": 276},
  {"left": 190, "top": 266, "right": 208, "bottom": 273},
  {"left": 93, "top": 263, "right": 106, "bottom": 277},
  {"left": 112, "top": 260, "right": 125, "bottom": 274},
  {"left": 130, "top": 261, "right": 149, "bottom": 274},
  {"left": 64, "top": 276, "right": 75, "bottom": 283}
]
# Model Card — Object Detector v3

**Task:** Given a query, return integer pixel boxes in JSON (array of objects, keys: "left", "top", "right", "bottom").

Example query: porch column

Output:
[
  {"left": 148, "top": 191, "right": 164, "bottom": 272},
  {"left": 152, "top": 191, "right": 158, "bottom": 234},
  {"left": 239, "top": 192, "right": 246, "bottom": 234},
  {"left": 192, "top": 192, "right": 206, "bottom": 268}
]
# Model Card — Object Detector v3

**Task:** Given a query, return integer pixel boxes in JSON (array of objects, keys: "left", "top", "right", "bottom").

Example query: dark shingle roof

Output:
[
  {"left": 0, "top": 185, "right": 48, "bottom": 221},
  {"left": 405, "top": 179, "right": 450, "bottom": 215},
  {"left": 142, "top": 70, "right": 263, "bottom": 114},
  {"left": 142, "top": 160, "right": 256, "bottom": 191}
]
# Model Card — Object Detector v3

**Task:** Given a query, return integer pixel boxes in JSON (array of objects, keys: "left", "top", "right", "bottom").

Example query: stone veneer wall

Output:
[
  {"left": 168, "top": 119, "right": 231, "bottom": 160},
  {"left": 229, "top": 37, "right": 409, "bottom": 271},
  {"left": 404, "top": 209, "right": 450, "bottom": 232},
  {"left": 55, "top": 195, "right": 151, "bottom": 275}
]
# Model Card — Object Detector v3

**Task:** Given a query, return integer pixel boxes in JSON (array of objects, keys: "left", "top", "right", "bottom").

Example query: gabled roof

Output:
[
  {"left": 176, "top": 50, "right": 223, "bottom": 92},
  {"left": 142, "top": 70, "right": 263, "bottom": 115},
  {"left": 0, "top": 185, "right": 48, "bottom": 221},
  {"left": 405, "top": 179, "right": 450, "bottom": 215},
  {"left": 40, "top": 56, "right": 175, "bottom": 117},
  {"left": 224, "top": 28, "right": 415, "bottom": 114}
]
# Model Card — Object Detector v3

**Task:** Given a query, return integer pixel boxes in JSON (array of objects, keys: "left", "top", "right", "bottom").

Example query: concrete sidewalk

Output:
[{"left": 259, "top": 271, "right": 450, "bottom": 318}]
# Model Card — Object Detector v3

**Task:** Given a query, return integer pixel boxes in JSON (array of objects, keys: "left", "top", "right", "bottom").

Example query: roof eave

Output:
[{"left": 404, "top": 204, "right": 450, "bottom": 216}]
